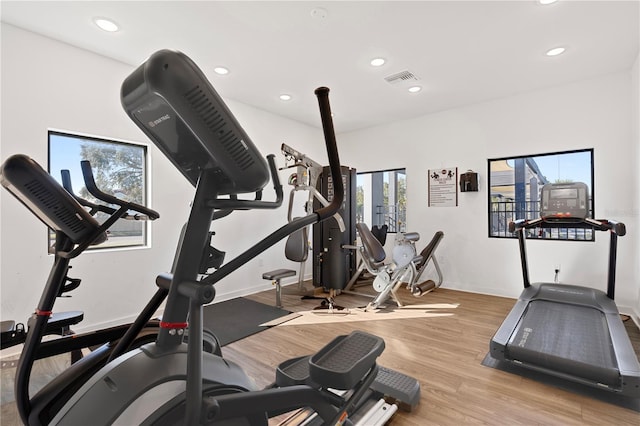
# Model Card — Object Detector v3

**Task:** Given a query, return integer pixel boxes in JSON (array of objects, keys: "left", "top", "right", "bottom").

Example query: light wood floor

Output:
[
  {"left": 236, "top": 285, "right": 640, "bottom": 426},
  {"left": 2, "top": 285, "right": 639, "bottom": 425}
]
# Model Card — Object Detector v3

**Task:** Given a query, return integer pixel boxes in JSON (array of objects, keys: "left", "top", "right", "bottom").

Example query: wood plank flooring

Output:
[
  {"left": 1, "top": 285, "right": 638, "bottom": 425},
  {"left": 235, "top": 285, "right": 640, "bottom": 425}
]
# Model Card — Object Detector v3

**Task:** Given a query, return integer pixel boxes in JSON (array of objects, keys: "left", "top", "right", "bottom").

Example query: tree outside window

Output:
[
  {"left": 48, "top": 131, "right": 149, "bottom": 250},
  {"left": 356, "top": 168, "right": 406, "bottom": 233}
]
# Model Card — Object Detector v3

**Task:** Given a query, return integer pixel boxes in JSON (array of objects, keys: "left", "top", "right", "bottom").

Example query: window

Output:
[
  {"left": 488, "top": 149, "right": 594, "bottom": 240},
  {"left": 356, "top": 168, "right": 406, "bottom": 233},
  {"left": 48, "top": 130, "right": 149, "bottom": 249}
]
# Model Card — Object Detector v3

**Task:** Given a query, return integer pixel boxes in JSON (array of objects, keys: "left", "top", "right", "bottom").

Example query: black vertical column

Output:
[{"left": 313, "top": 166, "right": 356, "bottom": 290}]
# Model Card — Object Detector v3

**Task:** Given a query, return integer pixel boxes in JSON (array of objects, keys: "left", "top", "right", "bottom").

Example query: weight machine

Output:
[
  {"left": 263, "top": 143, "right": 356, "bottom": 308},
  {"left": 312, "top": 164, "right": 357, "bottom": 296},
  {"left": 344, "top": 223, "right": 444, "bottom": 310}
]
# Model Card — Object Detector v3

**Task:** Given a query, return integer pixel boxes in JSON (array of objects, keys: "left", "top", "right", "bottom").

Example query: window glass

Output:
[
  {"left": 488, "top": 149, "right": 594, "bottom": 240},
  {"left": 48, "top": 130, "right": 149, "bottom": 249},
  {"left": 356, "top": 168, "right": 406, "bottom": 233}
]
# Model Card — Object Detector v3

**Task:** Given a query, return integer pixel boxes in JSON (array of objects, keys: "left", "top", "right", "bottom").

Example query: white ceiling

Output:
[{"left": 2, "top": 1, "right": 638, "bottom": 133}]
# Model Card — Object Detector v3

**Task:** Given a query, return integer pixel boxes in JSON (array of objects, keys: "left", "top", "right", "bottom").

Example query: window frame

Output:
[
  {"left": 356, "top": 167, "right": 407, "bottom": 233},
  {"left": 47, "top": 129, "right": 150, "bottom": 251},
  {"left": 487, "top": 148, "right": 595, "bottom": 241}
]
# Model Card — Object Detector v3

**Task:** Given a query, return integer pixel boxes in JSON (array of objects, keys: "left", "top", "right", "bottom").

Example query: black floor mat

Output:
[{"left": 202, "top": 298, "right": 291, "bottom": 346}]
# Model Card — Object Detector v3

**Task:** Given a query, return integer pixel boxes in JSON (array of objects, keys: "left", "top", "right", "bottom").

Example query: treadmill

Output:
[{"left": 490, "top": 182, "right": 640, "bottom": 397}]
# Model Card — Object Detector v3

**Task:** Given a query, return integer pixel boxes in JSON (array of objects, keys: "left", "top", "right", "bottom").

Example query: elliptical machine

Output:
[
  {"left": 1, "top": 155, "right": 167, "bottom": 426},
  {"left": 6, "top": 50, "right": 419, "bottom": 425}
]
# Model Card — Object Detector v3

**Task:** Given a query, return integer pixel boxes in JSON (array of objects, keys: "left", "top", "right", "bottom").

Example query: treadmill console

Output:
[{"left": 540, "top": 182, "right": 589, "bottom": 219}]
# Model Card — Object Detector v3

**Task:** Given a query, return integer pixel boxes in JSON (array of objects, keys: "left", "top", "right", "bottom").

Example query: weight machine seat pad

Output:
[
  {"left": 356, "top": 223, "right": 386, "bottom": 264},
  {"left": 371, "top": 224, "right": 388, "bottom": 245},
  {"left": 262, "top": 269, "right": 297, "bottom": 281},
  {"left": 284, "top": 225, "right": 308, "bottom": 263},
  {"left": 1, "top": 320, "right": 16, "bottom": 333},
  {"left": 415, "top": 231, "right": 444, "bottom": 271},
  {"left": 506, "top": 299, "right": 620, "bottom": 387}
]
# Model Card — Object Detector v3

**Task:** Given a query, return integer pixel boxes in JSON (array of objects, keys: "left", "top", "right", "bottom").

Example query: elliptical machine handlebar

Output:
[
  {"left": 207, "top": 153, "right": 284, "bottom": 210},
  {"left": 207, "top": 158, "right": 283, "bottom": 218},
  {"left": 61, "top": 169, "right": 117, "bottom": 217},
  {"left": 80, "top": 160, "right": 160, "bottom": 220},
  {"left": 313, "top": 86, "right": 343, "bottom": 221},
  {"left": 57, "top": 160, "right": 161, "bottom": 258},
  {"left": 60, "top": 165, "right": 159, "bottom": 220}
]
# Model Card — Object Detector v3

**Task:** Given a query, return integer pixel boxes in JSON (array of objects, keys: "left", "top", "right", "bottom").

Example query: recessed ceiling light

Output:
[
  {"left": 93, "top": 17, "right": 119, "bottom": 32},
  {"left": 538, "top": 0, "right": 558, "bottom": 5},
  {"left": 213, "top": 67, "right": 229, "bottom": 75},
  {"left": 546, "top": 47, "right": 566, "bottom": 57},
  {"left": 370, "top": 58, "right": 386, "bottom": 67},
  {"left": 279, "top": 94, "right": 292, "bottom": 101},
  {"left": 408, "top": 86, "right": 422, "bottom": 93}
]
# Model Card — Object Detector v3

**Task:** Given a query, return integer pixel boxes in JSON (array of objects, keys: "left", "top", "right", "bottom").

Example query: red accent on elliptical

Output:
[{"left": 160, "top": 321, "right": 188, "bottom": 329}]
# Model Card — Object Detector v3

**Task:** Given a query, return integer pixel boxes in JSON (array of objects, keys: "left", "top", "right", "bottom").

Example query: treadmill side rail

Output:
[
  {"left": 490, "top": 299, "right": 529, "bottom": 360},
  {"left": 607, "top": 311, "right": 640, "bottom": 396}
]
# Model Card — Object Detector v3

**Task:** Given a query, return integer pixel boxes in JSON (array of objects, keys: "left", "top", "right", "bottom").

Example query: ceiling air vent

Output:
[{"left": 384, "top": 70, "right": 419, "bottom": 85}]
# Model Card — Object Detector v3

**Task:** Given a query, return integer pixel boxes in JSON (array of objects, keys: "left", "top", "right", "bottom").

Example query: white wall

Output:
[
  {"left": 632, "top": 52, "right": 640, "bottom": 317},
  {"left": 339, "top": 71, "right": 638, "bottom": 313},
  {"left": 2, "top": 23, "right": 639, "bottom": 349},
  {"left": 0, "top": 24, "right": 323, "bottom": 348}
]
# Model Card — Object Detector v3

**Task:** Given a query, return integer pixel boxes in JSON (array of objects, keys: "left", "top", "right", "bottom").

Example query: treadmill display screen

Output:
[
  {"left": 550, "top": 188, "right": 577, "bottom": 199},
  {"left": 540, "top": 182, "right": 589, "bottom": 219}
]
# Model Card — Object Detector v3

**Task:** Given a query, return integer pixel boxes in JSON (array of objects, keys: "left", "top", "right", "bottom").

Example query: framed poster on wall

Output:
[{"left": 428, "top": 167, "right": 458, "bottom": 207}]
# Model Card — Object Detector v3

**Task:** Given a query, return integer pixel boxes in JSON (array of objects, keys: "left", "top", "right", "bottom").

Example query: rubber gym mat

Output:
[{"left": 203, "top": 297, "right": 291, "bottom": 346}]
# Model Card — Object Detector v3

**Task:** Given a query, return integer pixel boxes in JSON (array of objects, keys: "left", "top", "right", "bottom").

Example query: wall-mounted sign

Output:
[{"left": 428, "top": 167, "right": 458, "bottom": 207}]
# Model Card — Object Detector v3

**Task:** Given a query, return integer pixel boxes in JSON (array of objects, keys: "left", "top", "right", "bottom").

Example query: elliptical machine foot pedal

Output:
[
  {"left": 371, "top": 366, "right": 421, "bottom": 411},
  {"left": 276, "top": 331, "right": 385, "bottom": 390},
  {"left": 309, "top": 331, "right": 384, "bottom": 390},
  {"left": 275, "top": 332, "right": 421, "bottom": 413},
  {"left": 276, "top": 355, "right": 315, "bottom": 387}
]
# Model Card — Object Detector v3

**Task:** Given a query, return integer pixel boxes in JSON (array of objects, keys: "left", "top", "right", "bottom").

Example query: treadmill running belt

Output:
[{"left": 507, "top": 300, "right": 620, "bottom": 387}]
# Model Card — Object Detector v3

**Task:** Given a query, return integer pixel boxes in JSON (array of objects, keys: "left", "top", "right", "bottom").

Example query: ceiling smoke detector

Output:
[{"left": 384, "top": 70, "right": 419, "bottom": 85}]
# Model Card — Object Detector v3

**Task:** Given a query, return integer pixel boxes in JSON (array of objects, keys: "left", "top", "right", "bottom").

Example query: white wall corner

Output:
[{"left": 632, "top": 51, "right": 640, "bottom": 314}]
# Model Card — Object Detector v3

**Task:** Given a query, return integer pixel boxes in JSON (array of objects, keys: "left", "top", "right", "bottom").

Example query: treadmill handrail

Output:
[
  {"left": 510, "top": 216, "right": 624, "bottom": 299},
  {"left": 509, "top": 217, "right": 626, "bottom": 236}
]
